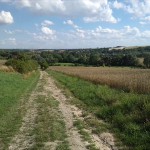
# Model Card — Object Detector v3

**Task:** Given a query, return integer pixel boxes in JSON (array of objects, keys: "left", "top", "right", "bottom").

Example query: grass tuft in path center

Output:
[{"left": 32, "top": 80, "right": 70, "bottom": 150}]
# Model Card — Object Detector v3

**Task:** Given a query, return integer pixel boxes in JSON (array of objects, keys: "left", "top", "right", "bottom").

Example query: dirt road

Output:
[{"left": 8, "top": 71, "right": 117, "bottom": 150}]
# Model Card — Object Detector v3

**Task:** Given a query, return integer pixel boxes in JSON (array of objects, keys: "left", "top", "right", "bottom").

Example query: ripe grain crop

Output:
[{"left": 50, "top": 66, "right": 150, "bottom": 94}]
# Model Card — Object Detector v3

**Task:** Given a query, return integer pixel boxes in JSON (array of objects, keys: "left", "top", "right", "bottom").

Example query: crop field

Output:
[{"left": 50, "top": 66, "right": 150, "bottom": 94}]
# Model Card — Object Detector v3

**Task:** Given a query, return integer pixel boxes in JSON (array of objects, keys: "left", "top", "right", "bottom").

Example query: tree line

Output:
[{"left": 0, "top": 46, "right": 150, "bottom": 74}]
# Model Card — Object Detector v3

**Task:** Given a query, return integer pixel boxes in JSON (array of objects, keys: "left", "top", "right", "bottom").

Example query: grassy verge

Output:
[
  {"left": 32, "top": 81, "right": 70, "bottom": 150},
  {"left": 47, "top": 70, "right": 150, "bottom": 150},
  {"left": 53, "top": 63, "right": 75, "bottom": 66},
  {"left": 73, "top": 119, "right": 99, "bottom": 150},
  {"left": 0, "top": 71, "right": 39, "bottom": 149}
]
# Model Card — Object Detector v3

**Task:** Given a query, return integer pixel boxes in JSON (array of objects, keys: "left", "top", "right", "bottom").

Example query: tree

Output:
[
  {"left": 144, "top": 55, "right": 150, "bottom": 68},
  {"left": 89, "top": 53, "right": 103, "bottom": 66},
  {"left": 122, "top": 55, "right": 138, "bottom": 66}
]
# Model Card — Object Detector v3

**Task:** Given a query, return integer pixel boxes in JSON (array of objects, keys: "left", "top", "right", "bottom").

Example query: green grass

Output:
[
  {"left": 47, "top": 70, "right": 150, "bottom": 150},
  {"left": 53, "top": 63, "right": 75, "bottom": 66},
  {"left": 73, "top": 119, "right": 99, "bottom": 150},
  {"left": 0, "top": 71, "right": 39, "bottom": 149}
]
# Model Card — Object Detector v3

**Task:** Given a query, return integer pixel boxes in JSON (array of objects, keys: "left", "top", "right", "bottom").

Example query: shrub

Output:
[
  {"left": 144, "top": 55, "right": 150, "bottom": 68},
  {"left": 5, "top": 59, "right": 38, "bottom": 74}
]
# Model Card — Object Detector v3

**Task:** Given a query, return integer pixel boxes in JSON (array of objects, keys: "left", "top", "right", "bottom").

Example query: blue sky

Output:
[{"left": 0, "top": 0, "right": 150, "bottom": 49}]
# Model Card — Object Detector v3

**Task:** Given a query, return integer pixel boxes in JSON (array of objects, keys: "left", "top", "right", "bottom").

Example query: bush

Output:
[
  {"left": 5, "top": 59, "right": 38, "bottom": 74},
  {"left": 144, "top": 55, "right": 150, "bottom": 68},
  {"left": 39, "top": 60, "right": 49, "bottom": 70}
]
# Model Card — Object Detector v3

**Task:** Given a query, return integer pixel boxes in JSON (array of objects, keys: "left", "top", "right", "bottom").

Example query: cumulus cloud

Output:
[
  {"left": 14, "top": 0, "right": 65, "bottom": 13},
  {"left": 67, "top": 25, "right": 143, "bottom": 42},
  {"left": 41, "top": 20, "right": 54, "bottom": 27},
  {"left": 18, "top": 0, "right": 31, "bottom": 7},
  {"left": 34, "top": 26, "right": 56, "bottom": 41},
  {"left": 141, "top": 16, "right": 150, "bottom": 24},
  {"left": 1, "top": 24, "right": 150, "bottom": 48},
  {"left": 113, "top": 0, "right": 150, "bottom": 23},
  {"left": 141, "top": 30, "right": 150, "bottom": 38},
  {"left": 126, "top": 0, "right": 150, "bottom": 17},
  {"left": 0, "top": 11, "right": 14, "bottom": 24},
  {"left": 83, "top": 5, "right": 118, "bottom": 23},
  {"left": 76, "top": 29, "right": 85, "bottom": 38},
  {"left": 0, "top": 0, "right": 117, "bottom": 23},
  {"left": 143, "top": 16, "right": 150, "bottom": 21},
  {"left": 113, "top": 0, "right": 124, "bottom": 9},
  {"left": 41, "top": 26, "right": 54, "bottom": 35},
  {"left": 64, "top": 20, "right": 78, "bottom": 28}
]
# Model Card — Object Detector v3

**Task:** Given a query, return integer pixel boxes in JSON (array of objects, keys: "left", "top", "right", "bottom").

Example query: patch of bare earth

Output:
[{"left": 44, "top": 72, "right": 118, "bottom": 150}]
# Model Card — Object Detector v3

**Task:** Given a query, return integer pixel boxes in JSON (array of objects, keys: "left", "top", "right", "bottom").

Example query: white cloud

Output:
[
  {"left": 1, "top": 25, "right": 150, "bottom": 48},
  {"left": 139, "top": 16, "right": 150, "bottom": 25},
  {"left": 41, "top": 26, "right": 54, "bottom": 35},
  {"left": 127, "top": 0, "right": 150, "bottom": 17},
  {"left": 76, "top": 29, "right": 85, "bottom": 38},
  {"left": 0, "top": 0, "right": 117, "bottom": 23},
  {"left": 139, "top": 21, "right": 147, "bottom": 25},
  {"left": 0, "top": 11, "right": 14, "bottom": 24},
  {"left": 143, "top": 16, "right": 150, "bottom": 22},
  {"left": 4, "top": 29, "right": 13, "bottom": 34},
  {"left": 64, "top": 20, "right": 78, "bottom": 28},
  {"left": 113, "top": 1, "right": 124, "bottom": 9},
  {"left": 66, "top": 25, "right": 143, "bottom": 43},
  {"left": 34, "top": 26, "right": 56, "bottom": 41},
  {"left": 83, "top": 5, "right": 118, "bottom": 23},
  {"left": 123, "top": 26, "right": 140, "bottom": 37},
  {"left": 18, "top": 0, "right": 31, "bottom": 7},
  {"left": 35, "top": 3, "right": 41, "bottom": 10},
  {"left": 141, "top": 30, "right": 150, "bottom": 38},
  {"left": 8, "top": 38, "right": 16, "bottom": 45},
  {"left": 41, "top": 20, "right": 54, "bottom": 27},
  {"left": 112, "top": 0, "right": 150, "bottom": 16},
  {"left": 15, "top": 0, "right": 66, "bottom": 13}
]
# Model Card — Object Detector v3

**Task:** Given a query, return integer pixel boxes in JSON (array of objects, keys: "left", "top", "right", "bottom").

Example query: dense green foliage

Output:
[
  {"left": 48, "top": 70, "right": 150, "bottom": 150},
  {"left": 38, "top": 50, "right": 139, "bottom": 67},
  {"left": 5, "top": 53, "right": 39, "bottom": 73},
  {"left": 144, "top": 55, "right": 150, "bottom": 68},
  {"left": 6, "top": 59, "right": 38, "bottom": 73},
  {"left": 1, "top": 46, "right": 150, "bottom": 68},
  {"left": 0, "top": 71, "right": 39, "bottom": 148}
]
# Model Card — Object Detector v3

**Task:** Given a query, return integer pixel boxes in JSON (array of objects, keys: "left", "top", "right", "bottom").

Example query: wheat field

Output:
[{"left": 50, "top": 66, "right": 150, "bottom": 94}]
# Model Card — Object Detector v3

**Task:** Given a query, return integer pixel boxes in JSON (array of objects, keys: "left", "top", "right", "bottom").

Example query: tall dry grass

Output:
[
  {"left": 50, "top": 66, "right": 150, "bottom": 94},
  {"left": 0, "top": 60, "right": 14, "bottom": 72},
  {"left": 0, "top": 65, "right": 14, "bottom": 72},
  {"left": 0, "top": 60, "right": 6, "bottom": 65}
]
